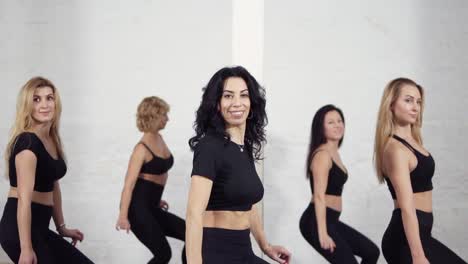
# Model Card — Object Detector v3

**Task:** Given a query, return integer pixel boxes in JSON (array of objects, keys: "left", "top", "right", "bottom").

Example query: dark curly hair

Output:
[
  {"left": 305, "top": 104, "right": 345, "bottom": 178},
  {"left": 189, "top": 66, "right": 267, "bottom": 160}
]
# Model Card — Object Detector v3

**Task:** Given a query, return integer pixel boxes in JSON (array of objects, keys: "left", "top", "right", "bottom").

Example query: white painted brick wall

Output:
[
  {"left": 264, "top": 1, "right": 468, "bottom": 263},
  {"left": 0, "top": 1, "right": 231, "bottom": 263},
  {"left": 1, "top": 1, "right": 467, "bottom": 263}
]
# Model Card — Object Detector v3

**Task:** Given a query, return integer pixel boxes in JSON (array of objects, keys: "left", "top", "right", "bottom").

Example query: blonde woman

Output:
[
  {"left": 116, "top": 96, "right": 186, "bottom": 264},
  {"left": 0, "top": 77, "right": 93, "bottom": 264},
  {"left": 374, "top": 78, "right": 466, "bottom": 264}
]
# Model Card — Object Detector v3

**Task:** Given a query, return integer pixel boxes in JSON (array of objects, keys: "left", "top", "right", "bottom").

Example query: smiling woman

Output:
[
  {"left": 0, "top": 77, "right": 94, "bottom": 264},
  {"left": 300, "top": 105, "right": 380, "bottom": 264},
  {"left": 185, "top": 66, "right": 291, "bottom": 264}
]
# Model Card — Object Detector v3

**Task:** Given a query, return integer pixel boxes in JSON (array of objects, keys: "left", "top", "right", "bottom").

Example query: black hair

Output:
[
  {"left": 305, "top": 104, "right": 345, "bottom": 178},
  {"left": 189, "top": 66, "right": 267, "bottom": 160}
]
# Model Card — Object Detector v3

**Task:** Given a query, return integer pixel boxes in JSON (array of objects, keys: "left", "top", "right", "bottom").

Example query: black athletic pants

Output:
[
  {"left": 202, "top": 227, "right": 268, "bottom": 264},
  {"left": 382, "top": 208, "right": 466, "bottom": 264},
  {"left": 0, "top": 198, "right": 94, "bottom": 264},
  {"left": 299, "top": 203, "right": 380, "bottom": 264},
  {"left": 128, "top": 178, "right": 186, "bottom": 264}
]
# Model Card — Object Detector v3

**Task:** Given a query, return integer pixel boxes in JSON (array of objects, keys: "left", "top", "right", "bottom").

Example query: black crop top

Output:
[
  {"left": 310, "top": 154, "right": 348, "bottom": 196},
  {"left": 9, "top": 132, "right": 66, "bottom": 192},
  {"left": 384, "top": 135, "right": 435, "bottom": 199},
  {"left": 139, "top": 142, "right": 174, "bottom": 175},
  {"left": 191, "top": 134, "right": 264, "bottom": 211}
]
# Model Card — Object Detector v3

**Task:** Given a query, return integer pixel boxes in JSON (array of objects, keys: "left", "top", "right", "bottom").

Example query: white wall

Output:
[
  {"left": 1, "top": 1, "right": 467, "bottom": 263},
  {"left": 263, "top": 1, "right": 468, "bottom": 263},
  {"left": 0, "top": 1, "right": 231, "bottom": 263}
]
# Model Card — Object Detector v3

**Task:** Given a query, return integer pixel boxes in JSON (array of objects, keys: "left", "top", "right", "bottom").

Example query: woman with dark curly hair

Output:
[
  {"left": 185, "top": 66, "right": 291, "bottom": 264},
  {"left": 116, "top": 96, "right": 186, "bottom": 264},
  {"left": 299, "top": 104, "right": 380, "bottom": 263}
]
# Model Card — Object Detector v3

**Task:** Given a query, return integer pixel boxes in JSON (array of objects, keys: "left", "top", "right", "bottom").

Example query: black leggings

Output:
[
  {"left": 202, "top": 227, "right": 268, "bottom": 264},
  {"left": 299, "top": 203, "right": 380, "bottom": 264},
  {"left": 128, "top": 178, "right": 186, "bottom": 264},
  {"left": 382, "top": 208, "right": 466, "bottom": 264},
  {"left": 0, "top": 198, "right": 93, "bottom": 264}
]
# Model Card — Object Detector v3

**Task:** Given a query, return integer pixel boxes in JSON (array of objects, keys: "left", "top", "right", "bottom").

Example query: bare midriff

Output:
[
  {"left": 393, "top": 191, "right": 432, "bottom": 213},
  {"left": 8, "top": 187, "right": 54, "bottom": 206},
  {"left": 203, "top": 210, "right": 251, "bottom": 230},
  {"left": 138, "top": 172, "right": 168, "bottom": 186},
  {"left": 311, "top": 194, "right": 343, "bottom": 212}
]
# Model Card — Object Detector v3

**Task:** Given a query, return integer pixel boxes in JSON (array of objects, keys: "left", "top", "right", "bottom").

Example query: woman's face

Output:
[
  {"left": 392, "top": 84, "right": 421, "bottom": 126},
  {"left": 157, "top": 112, "right": 169, "bottom": 130},
  {"left": 218, "top": 77, "right": 251, "bottom": 128},
  {"left": 323, "top": 110, "right": 344, "bottom": 142},
  {"left": 31, "top": 86, "right": 56, "bottom": 124}
]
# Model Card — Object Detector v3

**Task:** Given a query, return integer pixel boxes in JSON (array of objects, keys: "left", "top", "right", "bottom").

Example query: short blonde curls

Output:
[{"left": 136, "top": 96, "right": 170, "bottom": 132}]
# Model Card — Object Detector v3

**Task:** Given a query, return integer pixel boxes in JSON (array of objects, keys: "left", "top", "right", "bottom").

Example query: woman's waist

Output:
[
  {"left": 131, "top": 178, "right": 165, "bottom": 204},
  {"left": 311, "top": 195, "right": 342, "bottom": 212},
  {"left": 203, "top": 210, "right": 251, "bottom": 230},
  {"left": 138, "top": 173, "right": 168, "bottom": 186},
  {"left": 8, "top": 187, "right": 54, "bottom": 206},
  {"left": 393, "top": 191, "right": 432, "bottom": 212}
]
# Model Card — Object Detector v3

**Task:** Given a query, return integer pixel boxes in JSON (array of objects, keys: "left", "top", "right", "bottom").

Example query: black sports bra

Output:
[
  {"left": 9, "top": 132, "right": 66, "bottom": 192},
  {"left": 310, "top": 152, "right": 348, "bottom": 196},
  {"left": 384, "top": 135, "right": 435, "bottom": 199},
  {"left": 139, "top": 142, "right": 174, "bottom": 175}
]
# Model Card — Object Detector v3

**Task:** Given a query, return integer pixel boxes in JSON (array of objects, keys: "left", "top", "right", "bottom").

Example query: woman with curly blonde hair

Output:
[
  {"left": 374, "top": 78, "right": 466, "bottom": 264},
  {"left": 116, "top": 96, "right": 186, "bottom": 264},
  {"left": 0, "top": 77, "right": 93, "bottom": 263}
]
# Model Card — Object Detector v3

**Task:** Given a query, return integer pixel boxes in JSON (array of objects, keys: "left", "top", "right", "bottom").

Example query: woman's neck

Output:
[
  {"left": 225, "top": 125, "right": 245, "bottom": 145},
  {"left": 393, "top": 123, "right": 413, "bottom": 140},
  {"left": 323, "top": 140, "right": 339, "bottom": 153},
  {"left": 30, "top": 123, "right": 52, "bottom": 139}
]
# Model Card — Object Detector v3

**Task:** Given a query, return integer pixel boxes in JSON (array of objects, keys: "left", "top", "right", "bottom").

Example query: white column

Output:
[
  {"left": 232, "top": 0, "right": 264, "bottom": 80},
  {"left": 232, "top": 0, "right": 265, "bottom": 257}
]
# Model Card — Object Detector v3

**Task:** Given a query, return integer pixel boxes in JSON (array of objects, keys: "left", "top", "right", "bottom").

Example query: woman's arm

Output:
[
  {"left": 385, "top": 145, "right": 428, "bottom": 263},
  {"left": 249, "top": 203, "right": 268, "bottom": 250},
  {"left": 52, "top": 181, "right": 64, "bottom": 229},
  {"left": 52, "top": 181, "right": 84, "bottom": 245},
  {"left": 249, "top": 204, "right": 290, "bottom": 263},
  {"left": 15, "top": 150, "right": 37, "bottom": 258},
  {"left": 116, "top": 144, "right": 146, "bottom": 232},
  {"left": 311, "top": 150, "right": 335, "bottom": 252},
  {"left": 186, "top": 176, "right": 212, "bottom": 264}
]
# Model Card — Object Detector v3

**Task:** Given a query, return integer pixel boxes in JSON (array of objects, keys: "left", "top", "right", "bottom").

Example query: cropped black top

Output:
[
  {"left": 191, "top": 134, "right": 264, "bottom": 211},
  {"left": 385, "top": 135, "right": 435, "bottom": 199},
  {"left": 139, "top": 142, "right": 174, "bottom": 175},
  {"left": 9, "top": 132, "right": 66, "bottom": 192},
  {"left": 310, "top": 154, "right": 348, "bottom": 196}
]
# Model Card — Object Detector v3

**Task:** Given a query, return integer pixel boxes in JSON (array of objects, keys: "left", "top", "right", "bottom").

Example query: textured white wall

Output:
[
  {"left": 0, "top": 1, "right": 231, "bottom": 263},
  {"left": 2, "top": 1, "right": 467, "bottom": 264},
  {"left": 263, "top": 1, "right": 468, "bottom": 263}
]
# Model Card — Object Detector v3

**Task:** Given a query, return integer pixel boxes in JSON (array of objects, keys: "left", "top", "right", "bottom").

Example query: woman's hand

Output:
[
  {"left": 115, "top": 216, "right": 131, "bottom": 234},
  {"left": 58, "top": 226, "right": 84, "bottom": 246},
  {"left": 412, "top": 255, "right": 430, "bottom": 264},
  {"left": 159, "top": 200, "right": 169, "bottom": 211},
  {"left": 319, "top": 233, "right": 336, "bottom": 253},
  {"left": 19, "top": 247, "right": 37, "bottom": 264},
  {"left": 263, "top": 244, "right": 291, "bottom": 264}
]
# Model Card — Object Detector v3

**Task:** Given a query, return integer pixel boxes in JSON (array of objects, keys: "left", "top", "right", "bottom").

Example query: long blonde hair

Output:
[
  {"left": 4, "top": 77, "right": 65, "bottom": 177},
  {"left": 373, "top": 77, "right": 424, "bottom": 183}
]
